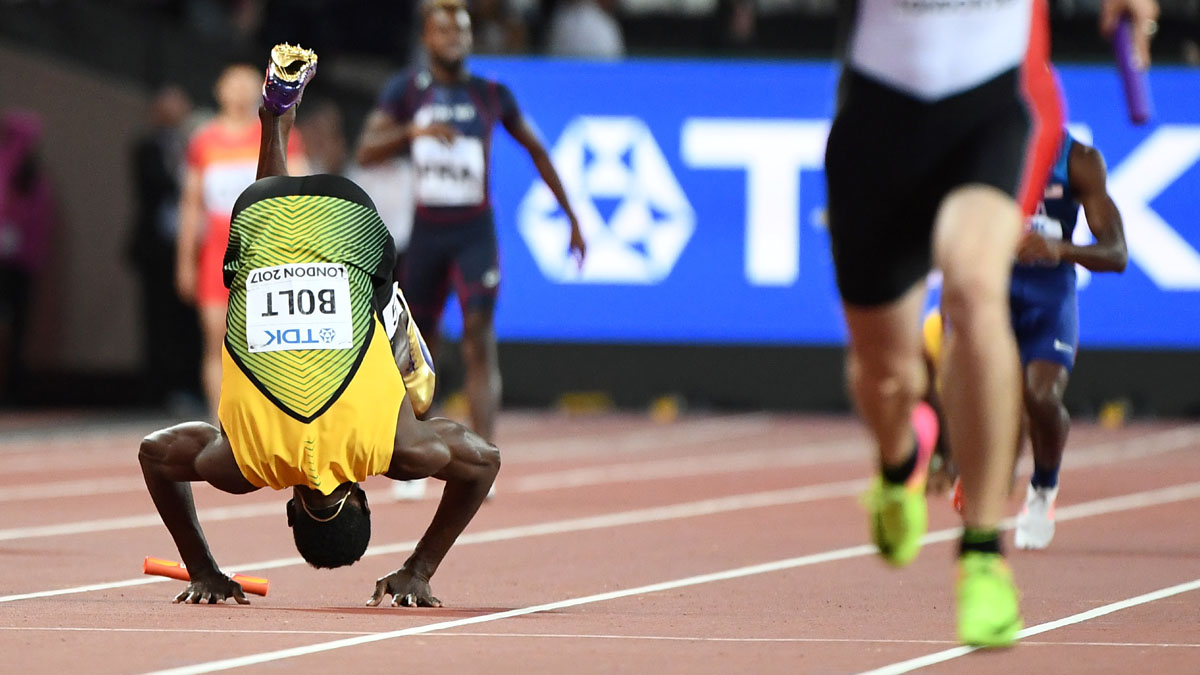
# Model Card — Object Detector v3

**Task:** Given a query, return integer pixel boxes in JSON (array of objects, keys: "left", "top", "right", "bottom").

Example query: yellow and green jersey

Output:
[{"left": 223, "top": 174, "right": 396, "bottom": 422}]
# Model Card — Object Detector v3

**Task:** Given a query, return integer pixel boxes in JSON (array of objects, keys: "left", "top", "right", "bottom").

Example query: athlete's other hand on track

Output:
[
  {"left": 568, "top": 214, "right": 587, "bottom": 268},
  {"left": 175, "top": 263, "right": 197, "bottom": 305},
  {"left": 1016, "top": 231, "right": 1062, "bottom": 265},
  {"left": 368, "top": 567, "right": 442, "bottom": 608},
  {"left": 172, "top": 574, "right": 249, "bottom": 605},
  {"left": 1100, "top": 0, "right": 1160, "bottom": 68},
  {"left": 414, "top": 122, "right": 458, "bottom": 145}
]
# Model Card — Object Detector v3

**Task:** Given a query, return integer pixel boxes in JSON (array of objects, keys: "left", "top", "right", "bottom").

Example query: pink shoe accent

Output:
[{"left": 908, "top": 401, "right": 939, "bottom": 488}]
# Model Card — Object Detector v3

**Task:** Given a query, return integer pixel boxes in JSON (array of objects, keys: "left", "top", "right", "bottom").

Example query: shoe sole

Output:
[{"left": 960, "top": 613, "right": 1023, "bottom": 648}]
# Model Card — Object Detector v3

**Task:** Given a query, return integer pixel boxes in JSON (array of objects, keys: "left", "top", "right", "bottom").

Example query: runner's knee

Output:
[
  {"left": 1024, "top": 384, "right": 1065, "bottom": 421},
  {"left": 847, "top": 349, "right": 923, "bottom": 406}
]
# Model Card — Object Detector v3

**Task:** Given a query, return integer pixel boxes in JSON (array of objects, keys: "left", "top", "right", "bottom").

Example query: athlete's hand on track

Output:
[
  {"left": 368, "top": 567, "right": 442, "bottom": 608},
  {"left": 414, "top": 123, "right": 458, "bottom": 145},
  {"left": 1100, "top": 0, "right": 1159, "bottom": 68},
  {"left": 175, "top": 263, "right": 197, "bottom": 305},
  {"left": 1016, "top": 231, "right": 1062, "bottom": 265},
  {"left": 172, "top": 574, "right": 249, "bottom": 605}
]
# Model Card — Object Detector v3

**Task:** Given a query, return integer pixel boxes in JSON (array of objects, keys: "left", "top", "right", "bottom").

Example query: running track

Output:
[{"left": 1, "top": 411, "right": 1198, "bottom": 674}]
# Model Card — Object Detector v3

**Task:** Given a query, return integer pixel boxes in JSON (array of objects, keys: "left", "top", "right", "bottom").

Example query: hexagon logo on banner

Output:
[{"left": 518, "top": 116, "right": 695, "bottom": 284}]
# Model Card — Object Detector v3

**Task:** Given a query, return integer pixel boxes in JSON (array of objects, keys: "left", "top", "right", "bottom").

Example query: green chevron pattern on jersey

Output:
[{"left": 225, "top": 194, "right": 389, "bottom": 420}]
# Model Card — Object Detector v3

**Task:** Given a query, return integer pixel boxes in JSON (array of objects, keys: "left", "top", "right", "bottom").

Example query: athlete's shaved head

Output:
[{"left": 287, "top": 483, "right": 372, "bottom": 569}]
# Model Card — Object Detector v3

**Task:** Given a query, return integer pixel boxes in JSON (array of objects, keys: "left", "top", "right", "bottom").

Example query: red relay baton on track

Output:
[
  {"left": 143, "top": 556, "right": 270, "bottom": 596},
  {"left": 1113, "top": 15, "right": 1154, "bottom": 125}
]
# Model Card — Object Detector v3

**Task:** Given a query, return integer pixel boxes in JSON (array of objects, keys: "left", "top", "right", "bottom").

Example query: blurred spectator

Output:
[
  {"left": 714, "top": 0, "right": 757, "bottom": 51},
  {"left": 546, "top": 0, "right": 625, "bottom": 59},
  {"left": 1184, "top": 38, "right": 1200, "bottom": 65},
  {"left": 129, "top": 85, "right": 202, "bottom": 413},
  {"left": 185, "top": 0, "right": 264, "bottom": 45},
  {"left": 0, "top": 111, "right": 54, "bottom": 405},
  {"left": 471, "top": 0, "right": 529, "bottom": 54},
  {"left": 298, "top": 100, "right": 349, "bottom": 175}
]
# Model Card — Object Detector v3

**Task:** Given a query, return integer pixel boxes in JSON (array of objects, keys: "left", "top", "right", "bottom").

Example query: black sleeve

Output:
[{"left": 370, "top": 231, "right": 398, "bottom": 315}]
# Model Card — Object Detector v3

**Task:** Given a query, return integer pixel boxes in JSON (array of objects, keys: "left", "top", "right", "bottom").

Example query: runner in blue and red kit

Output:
[
  {"left": 357, "top": 0, "right": 585, "bottom": 445},
  {"left": 1011, "top": 131, "right": 1128, "bottom": 550}
]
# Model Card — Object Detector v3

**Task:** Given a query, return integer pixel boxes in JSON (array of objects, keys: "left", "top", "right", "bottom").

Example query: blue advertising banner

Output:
[{"left": 424, "top": 59, "right": 1200, "bottom": 348}]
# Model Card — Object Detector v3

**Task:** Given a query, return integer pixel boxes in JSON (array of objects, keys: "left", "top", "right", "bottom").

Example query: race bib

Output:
[
  {"left": 244, "top": 263, "right": 354, "bottom": 353},
  {"left": 1029, "top": 213, "right": 1064, "bottom": 241},
  {"left": 202, "top": 160, "right": 258, "bottom": 215},
  {"left": 412, "top": 135, "right": 485, "bottom": 206}
]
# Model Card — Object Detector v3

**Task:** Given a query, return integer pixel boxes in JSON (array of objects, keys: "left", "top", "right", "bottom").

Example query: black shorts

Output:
[
  {"left": 401, "top": 212, "right": 500, "bottom": 336},
  {"left": 825, "top": 67, "right": 1031, "bottom": 307}
]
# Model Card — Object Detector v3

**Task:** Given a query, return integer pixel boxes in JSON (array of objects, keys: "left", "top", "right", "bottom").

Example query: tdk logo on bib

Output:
[
  {"left": 245, "top": 263, "right": 354, "bottom": 353},
  {"left": 519, "top": 116, "right": 695, "bottom": 284}
]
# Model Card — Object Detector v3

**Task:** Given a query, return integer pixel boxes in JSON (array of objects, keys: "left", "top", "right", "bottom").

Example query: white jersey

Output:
[{"left": 844, "top": 0, "right": 1033, "bottom": 101}]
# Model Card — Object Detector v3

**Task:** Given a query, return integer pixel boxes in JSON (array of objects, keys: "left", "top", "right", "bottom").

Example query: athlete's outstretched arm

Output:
[
  {"left": 138, "top": 423, "right": 260, "bottom": 603},
  {"left": 355, "top": 110, "right": 456, "bottom": 166},
  {"left": 1017, "top": 143, "right": 1127, "bottom": 272},
  {"left": 175, "top": 166, "right": 204, "bottom": 304},
  {"left": 256, "top": 105, "right": 297, "bottom": 179},
  {"left": 504, "top": 115, "right": 587, "bottom": 263},
  {"left": 1065, "top": 143, "right": 1128, "bottom": 272},
  {"left": 369, "top": 403, "right": 499, "bottom": 608}
]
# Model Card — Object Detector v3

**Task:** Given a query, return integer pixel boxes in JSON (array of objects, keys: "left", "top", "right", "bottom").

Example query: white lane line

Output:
[
  {"left": 9, "top": 420, "right": 1195, "bottom": 514},
  {"left": 0, "top": 475, "right": 865, "bottom": 545},
  {"left": 3, "top": 625, "right": 1197, "bottom": 650},
  {"left": 139, "top": 481, "right": 1200, "bottom": 675},
  {"left": 0, "top": 437, "right": 859, "bottom": 506},
  {"left": 510, "top": 439, "right": 865, "bottom": 492},
  {"left": 143, "top": 548, "right": 890, "bottom": 675},
  {"left": 0, "top": 477, "right": 148, "bottom": 503},
  {"left": 0, "top": 502, "right": 282, "bottom": 542},
  {"left": 0, "top": 626, "right": 375, "bottom": 636},
  {"left": 856, "top": 577, "right": 1200, "bottom": 675},
  {"left": 0, "top": 480, "right": 867, "bottom": 603},
  {"left": 504, "top": 414, "right": 775, "bottom": 460},
  {"left": 8, "top": 475, "right": 1200, "bottom": 605},
  {"left": 2, "top": 414, "right": 775, "bottom": 475}
]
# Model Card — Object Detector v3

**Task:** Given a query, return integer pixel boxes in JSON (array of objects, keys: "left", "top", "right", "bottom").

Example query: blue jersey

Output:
[
  {"left": 1010, "top": 130, "right": 1080, "bottom": 370},
  {"left": 1013, "top": 131, "right": 1079, "bottom": 294},
  {"left": 378, "top": 70, "right": 521, "bottom": 226}
]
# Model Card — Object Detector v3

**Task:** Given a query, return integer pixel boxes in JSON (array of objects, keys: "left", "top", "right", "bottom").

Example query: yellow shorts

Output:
[{"left": 218, "top": 321, "right": 405, "bottom": 495}]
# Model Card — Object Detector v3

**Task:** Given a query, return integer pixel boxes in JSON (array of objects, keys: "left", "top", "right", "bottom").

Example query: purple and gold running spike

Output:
[{"left": 262, "top": 43, "right": 318, "bottom": 115}]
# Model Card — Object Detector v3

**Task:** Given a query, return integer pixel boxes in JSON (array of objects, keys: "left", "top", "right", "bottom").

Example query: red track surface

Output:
[{"left": 1, "top": 411, "right": 1198, "bottom": 674}]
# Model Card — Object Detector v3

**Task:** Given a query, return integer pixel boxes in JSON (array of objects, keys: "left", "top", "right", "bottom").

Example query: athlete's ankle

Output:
[
  {"left": 1030, "top": 464, "right": 1059, "bottom": 489},
  {"left": 881, "top": 440, "right": 919, "bottom": 485},
  {"left": 960, "top": 527, "right": 1002, "bottom": 556}
]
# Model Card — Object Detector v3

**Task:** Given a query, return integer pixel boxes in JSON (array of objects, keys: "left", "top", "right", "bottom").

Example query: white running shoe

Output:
[
  {"left": 1014, "top": 484, "right": 1059, "bottom": 550},
  {"left": 390, "top": 478, "right": 428, "bottom": 502}
]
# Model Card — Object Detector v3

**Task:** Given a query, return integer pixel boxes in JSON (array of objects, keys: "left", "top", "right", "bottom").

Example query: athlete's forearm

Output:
[
  {"left": 138, "top": 459, "right": 222, "bottom": 579},
  {"left": 356, "top": 125, "right": 412, "bottom": 166},
  {"left": 256, "top": 107, "right": 293, "bottom": 179},
  {"left": 403, "top": 477, "right": 492, "bottom": 580},
  {"left": 176, "top": 206, "right": 202, "bottom": 266},
  {"left": 530, "top": 149, "right": 577, "bottom": 223},
  {"left": 404, "top": 422, "right": 499, "bottom": 579},
  {"left": 1057, "top": 241, "right": 1127, "bottom": 273}
]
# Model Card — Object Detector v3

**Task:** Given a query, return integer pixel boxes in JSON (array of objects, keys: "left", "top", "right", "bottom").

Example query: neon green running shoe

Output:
[
  {"left": 861, "top": 402, "right": 937, "bottom": 567},
  {"left": 956, "top": 552, "right": 1023, "bottom": 647},
  {"left": 862, "top": 475, "right": 928, "bottom": 567}
]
